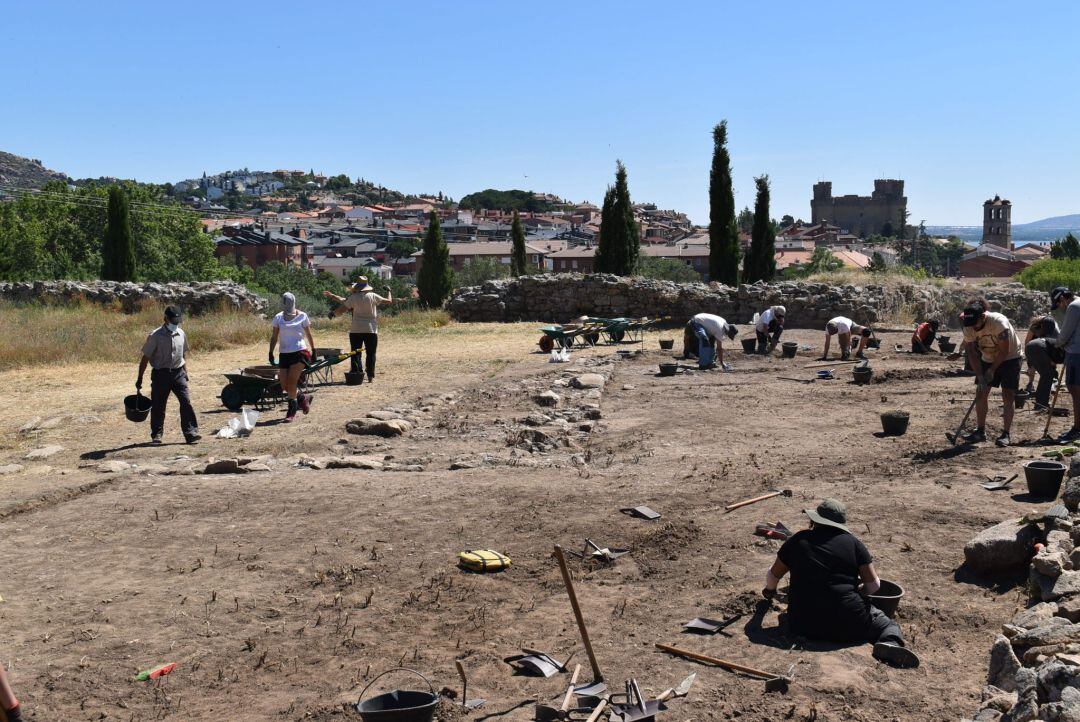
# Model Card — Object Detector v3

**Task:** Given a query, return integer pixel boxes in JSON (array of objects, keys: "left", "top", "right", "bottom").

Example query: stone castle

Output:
[{"left": 811, "top": 179, "right": 907, "bottom": 238}]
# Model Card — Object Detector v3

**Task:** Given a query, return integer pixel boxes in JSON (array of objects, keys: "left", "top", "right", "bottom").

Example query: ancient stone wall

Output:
[
  {"left": 448, "top": 274, "right": 1048, "bottom": 330},
  {"left": 0, "top": 280, "right": 268, "bottom": 315}
]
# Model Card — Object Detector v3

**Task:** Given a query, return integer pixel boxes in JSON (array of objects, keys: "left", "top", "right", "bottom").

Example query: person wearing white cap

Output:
[
  {"left": 755, "top": 305, "right": 786, "bottom": 354},
  {"left": 682, "top": 313, "right": 737, "bottom": 370},
  {"left": 762, "top": 498, "right": 920, "bottom": 669},
  {"left": 325, "top": 276, "right": 393, "bottom": 383},
  {"left": 269, "top": 292, "right": 316, "bottom": 422}
]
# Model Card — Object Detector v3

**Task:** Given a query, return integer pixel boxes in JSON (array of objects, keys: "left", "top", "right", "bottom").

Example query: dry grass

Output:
[
  {"left": 802, "top": 269, "right": 951, "bottom": 287},
  {"left": 0, "top": 301, "right": 454, "bottom": 370}
]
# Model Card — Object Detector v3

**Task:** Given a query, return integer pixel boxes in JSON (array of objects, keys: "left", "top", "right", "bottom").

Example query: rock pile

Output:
[
  {"left": 448, "top": 274, "right": 1047, "bottom": 328},
  {"left": 965, "top": 463, "right": 1080, "bottom": 721},
  {"left": 0, "top": 280, "right": 267, "bottom": 315}
]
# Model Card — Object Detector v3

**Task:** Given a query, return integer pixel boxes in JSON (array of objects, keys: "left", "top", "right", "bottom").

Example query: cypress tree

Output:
[
  {"left": 102, "top": 185, "right": 136, "bottom": 281},
  {"left": 744, "top": 175, "right": 775, "bottom": 283},
  {"left": 595, "top": 161, "right": 639, "bottom": 275},
  {"left": 510, "top": 209, "right": 527, "bottom": 275},
  {"left": 417, "top": 211, "right": 454, "bottom": 307},
  {"left": 708, "top": 121, "right": 740, "bottom": 285}
]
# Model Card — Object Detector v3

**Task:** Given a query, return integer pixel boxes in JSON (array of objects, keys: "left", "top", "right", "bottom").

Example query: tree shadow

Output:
[{"left": 953, "top": 563, "right": 1027, "bottom": 594}]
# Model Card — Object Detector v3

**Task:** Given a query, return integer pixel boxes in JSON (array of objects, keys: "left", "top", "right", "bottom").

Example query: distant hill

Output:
[
  {"left": 1015, "top": 213, "right": 1080, "bottom": 230},
  {"left": 0, "top": 151, "right": 67, "bottom": 190},
  {"left": 927, "top": 213, "right": 1080, "bottom": 245},
  {"left": 458, "top": 189, "right": 556, "bottom": 213}
]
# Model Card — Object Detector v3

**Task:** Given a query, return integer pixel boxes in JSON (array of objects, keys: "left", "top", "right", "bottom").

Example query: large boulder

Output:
[
  {"left": 965, "top": 519, "right": 1043, "bottom": 572},
  {"left": 346, "top": 418, "right": 412, "bottom": 437}
]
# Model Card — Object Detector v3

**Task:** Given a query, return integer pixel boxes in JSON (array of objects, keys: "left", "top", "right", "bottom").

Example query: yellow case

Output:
[{"left": 458, "top": 549, "right": 511, "bottom": 572}]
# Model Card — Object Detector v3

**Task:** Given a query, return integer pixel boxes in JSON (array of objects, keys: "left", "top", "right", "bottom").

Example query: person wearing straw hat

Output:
[
  {"left": 325, "top": 276, "right": 393, "bottom": 383},
  {"left": 762, "top": 498, "right": 919, "bottom": 669},
  {"left": 268, "top": 292, "right": 316, "bottom": 423},
  {"left": 136, "top": 305, "right": 201, "bottom": 444},
  {"left": 755, "top": 305, "right": 786, "bottom": 354}
]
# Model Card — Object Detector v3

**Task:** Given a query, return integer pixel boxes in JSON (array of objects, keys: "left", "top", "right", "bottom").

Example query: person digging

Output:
[
  {"left": 911, "top": 319, "right": 940, "bottom": 354},
  {"left": 755, "top": 305, "right": 786, "bottom": 354},
  {"left": 136, "top": 306, "right": 201, "bottom": 445},
  {"left": 960, "top": 298, "right": 1022, "bottom": 446},
  {"left": 1052, "top": 287, "right": 1080, "bottom": 441},
  {"left": 762, "top": 498, "right": 920, "bottom": 669},
  {"left": 1024, "top": 287, "right": 1069, "bottom": 411},
  {"left": 820, "top": 316, "right": 871, "bottom": 361},
  {"left": 682, "top": 313, "right": 737, "bottom": 370}
]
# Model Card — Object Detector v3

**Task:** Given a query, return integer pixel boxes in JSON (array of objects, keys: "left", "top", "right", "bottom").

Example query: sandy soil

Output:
[{"left": 0, "top": 323, "right": 1058, "bottom": 721}]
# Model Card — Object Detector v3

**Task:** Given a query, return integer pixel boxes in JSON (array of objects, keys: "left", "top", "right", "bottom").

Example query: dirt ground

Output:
[{"left": 0, "top": 322, "right": 1060, "bottom": 721}]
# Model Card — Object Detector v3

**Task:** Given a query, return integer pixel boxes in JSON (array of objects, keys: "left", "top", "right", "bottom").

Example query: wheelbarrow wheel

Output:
[
  {"left": 220, "top": 383, "right": 244, "bottom": 411},
  {"left": 585, "top": 332, "right": 600, "bottom": 346},
  {"left": 611, "top": 329, "right": 626, "bottom": 343},
  {"left": 559, "top": 336, "right": 575, "bottom": 349},
  {"left": 538, "top": 335, "right": 555, "bottom": 353}
]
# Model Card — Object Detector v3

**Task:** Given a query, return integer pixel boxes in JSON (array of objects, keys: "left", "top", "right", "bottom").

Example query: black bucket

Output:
[
  {"left": 345, "top": 371, "right": 365, "bottom": 386},
  {"left": 880, "top": 411, "right": 910, "bottom": 436},
  {"left": 937, "top": 335, "right": 951, "bottom": 344},
  {"left": 740, "top": 337, "right": 757, "bottom": 353},
  {"left": 1023, "top": 460, "right": 1065, "bottom": 498},
  {"left": 124, "top": 393, "right": 152, "bottom": 423},
  {"left": 939, "top": 340, "right": 956, "bottom": 353},
  {"left": 852, "top": 367, "right": 873, "bottom": 385},
  {"left": 781, "top": 341, "right": 798, "bottom": 358},
  {"left": 356, "top": 669, "right": 437, "bottom": 722},
  {"left": 1014, "top": 390, "right": 1030, "bottom": 409},
  {"left": 866, "top": 338, "right": 881, "bottom": 349},
  {"left": 658, "top": 363, "right": 678, "bottom": 377},
  {"left": 659, "top": 339, "right": 674, "bottom": 350},
  {"left": 868, "top": 579, "right": 904, "bottom": 618}
]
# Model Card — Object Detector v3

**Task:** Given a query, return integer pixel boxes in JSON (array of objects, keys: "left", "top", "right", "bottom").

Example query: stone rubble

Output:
[{"left": 0, "top": 280, "right": 267, "bottom": 315}]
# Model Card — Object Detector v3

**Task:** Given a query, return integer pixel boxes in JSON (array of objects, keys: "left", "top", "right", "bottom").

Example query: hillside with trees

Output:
[{"left": 457, "top": 189, "right": 555, "bottom": 212}]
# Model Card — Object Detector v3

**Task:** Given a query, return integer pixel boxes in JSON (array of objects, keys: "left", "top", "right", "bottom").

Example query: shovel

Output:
[
  {"left": 656, "top": 672, "right": 696, "bottom": 702},
  {"left": 945, "top": 395, "right": 979, "bottom": 445},
  {"left": 981, "top": 473, "right": 1018, "bottom": 491},
  {"left": 454, "top": 660, "right": 485, "bottom": 710},
  {"left": 535, "top": 664, "right": 582, "bottom": 722}
]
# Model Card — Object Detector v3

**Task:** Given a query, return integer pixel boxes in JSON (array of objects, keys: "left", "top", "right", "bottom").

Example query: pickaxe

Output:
[{"left": 724, "top": 489, "right": 793, "bottom": 513}]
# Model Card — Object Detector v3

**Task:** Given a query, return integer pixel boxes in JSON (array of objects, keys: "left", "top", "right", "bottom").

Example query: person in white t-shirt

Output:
[
  {"left": 755, "top": 305, "right": 786, "bottom": 354},
  {"left": 268, "top": 292, "right": 317, "bottom": 422},
  {"left": 683, "top": 313, "right": 737, "bottom": 369},
  {"left": 821, "top": 316, "right": 872, "bottom": 361}
]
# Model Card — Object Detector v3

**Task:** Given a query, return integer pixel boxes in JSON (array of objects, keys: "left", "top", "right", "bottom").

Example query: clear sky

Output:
[{"left": 3, "top": 1, "right": 1078, "bottom": 225}]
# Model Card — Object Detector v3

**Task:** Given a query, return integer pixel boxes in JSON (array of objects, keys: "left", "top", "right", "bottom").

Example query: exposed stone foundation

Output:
[{"left": 0, "top": 280, "right": 267, "bottom": 315}]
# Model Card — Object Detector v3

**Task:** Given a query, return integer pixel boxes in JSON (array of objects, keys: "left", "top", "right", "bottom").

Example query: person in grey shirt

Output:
[
  {"left": 136, "top": 306, "right": 201, "bottom": 444},
  {"left": 1053, "top": 290, "right": 1080, "bottom": 441},
  {"left": 1025, "top": 287, "right": 1070, "bottom": 410}
]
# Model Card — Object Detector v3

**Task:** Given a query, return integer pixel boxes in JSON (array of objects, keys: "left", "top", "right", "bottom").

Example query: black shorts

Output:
[
  {"left": 977, "top": 357, "right": 1021, "bottom": 391},
  {"left": 279, "top": 350, "right": 311, "bottom": 369}
]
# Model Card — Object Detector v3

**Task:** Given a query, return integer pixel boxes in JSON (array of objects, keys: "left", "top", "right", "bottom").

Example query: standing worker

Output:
[
  {"left": 136, "top": 306, "right": 201, "bottom": 444},
  {"left": 961, "top": 298, "right": 1022, "bottom": 446},
  {"left": 755, "top": 305, "right": 786, "bottom": 354},
  {"left": 762, "top": 498, "right": 919, "bottom": 669},
  {"left": 682, "top": 313, "right": 737, "bottom": 370},
  {"left": 911, "top": 319, "right": 940, "bottom": 353},
  {"left": 1053, "top": 287, "right": 1080, "bottom": 441},
  {"left": 1025, "top": 287, "right": 1071, "bottom": 412},
  {"left": 268, "top": 292, "right": 316, "bottom": 423},
  {"left": 325, "top": 276, "right": 393, "bottom": 383},
  {"left": 820, "top": 316, "right": 872, "bottom": 361}
]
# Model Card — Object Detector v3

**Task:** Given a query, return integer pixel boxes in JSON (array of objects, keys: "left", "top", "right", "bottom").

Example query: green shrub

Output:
[
  {"left": 635, "top": 256, "right": 701, "bottom": 282},
  {"left": 1016, "top": 258, "right": 1080, "bottom": 291}
]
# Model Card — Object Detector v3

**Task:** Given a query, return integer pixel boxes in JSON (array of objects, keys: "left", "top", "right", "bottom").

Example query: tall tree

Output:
[
  {"left": 743, "top": 175, "right": 775, "bottom": 283},
  {"left": 416, "top": 211, "right": 454, "bottom": 306},
  {"left": 594, "top": 161, "right": 639, "bottom": 275},
  {"left": 510, "top": 210, "right": 527, "bottom": 275},
  {"left": 102, "top": 185, "right": 136, "bottom": 281},
  {"left": 708, "top": 121, "right": 740, "bottom": 284}
]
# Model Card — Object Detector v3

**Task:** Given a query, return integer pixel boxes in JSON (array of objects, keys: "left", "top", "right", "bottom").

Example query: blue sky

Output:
[{"left": 3, "top": 1, "right": 1078, "bottom": 225}]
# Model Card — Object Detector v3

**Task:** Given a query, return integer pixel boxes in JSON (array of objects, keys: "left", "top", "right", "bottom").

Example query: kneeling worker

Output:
[
  {"left": 755, "top": 305, "right": 786, "bottom": 354},
  {"left": 763, "top": 498, "right": 920, "bottom": 669},
  {"left": 821, "top": 316, "right": 871, "bottom": 361},
  {"left": 911, "top": 319, "right": 940, "bottom": 353},
  {"left": 683, "top": 313, "right": 737, "bottom": 370}
]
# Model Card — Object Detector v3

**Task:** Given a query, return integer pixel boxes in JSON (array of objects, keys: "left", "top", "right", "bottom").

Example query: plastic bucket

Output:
[
  {"left": 868, "top": 580, "right": 904, "bottom": 618},
  {"left": 938, "top": 340, "right": 956, "bottom": 353},
  {"left": 880, "top": 411, "right": 910, "bottom": 436},
  {"left": 781, "top": 342, "right": 798, "bottom": 358},
  {"left": 1014, "top": 390, "right": 1030, "bottom": 409},
  {"left": 355, "top": 669, "right": 437, "bottom": 722},
  {"left": 658, "top": 363, "right": 678, "bottom": 377},
  {"left": 1023, "top": 460, "right": 1065, "bottom": 498},
  {"left": 741, "top": 337, "right": 757, "bottom": 353},
  {"left": 852, "top": 367, "right": 873, "bottom": 385},
  {"left": 345, "top": 371, "right": 365, "bottom": 386},
  {"left": 124, "top": 393, "right": 152, "bottom": 423},
  {"left": 659, "top": 339, "right": 674, "bottom": 350}
]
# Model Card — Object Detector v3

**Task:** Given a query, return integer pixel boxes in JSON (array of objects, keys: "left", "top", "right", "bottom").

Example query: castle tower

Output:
[{"left": 982, "top": 195, "right": 1012, "bottom": 249}]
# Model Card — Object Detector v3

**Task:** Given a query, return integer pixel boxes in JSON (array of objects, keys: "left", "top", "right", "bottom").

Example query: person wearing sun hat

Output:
[
  {"left": 324, "top": 276, "right": 393, "bottom": 383},
  {"left": 761, "top": 498, "right": 920, "bottom": 669}
]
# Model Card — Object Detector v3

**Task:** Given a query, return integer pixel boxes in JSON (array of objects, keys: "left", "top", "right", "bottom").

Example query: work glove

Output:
[
  {"left": 268, "top": 352, "right": 276, "bottom": 366},
  {"left": 761, "top": 587, "right": 776, "bottom": 601},
  {"left": 135, "top": 378, "right": 143, "bottom": 391}
]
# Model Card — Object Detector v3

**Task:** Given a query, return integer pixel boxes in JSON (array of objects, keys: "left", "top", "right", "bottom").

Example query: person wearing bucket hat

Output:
[
  {"left": 682, "top": 313, "right": 737, "bottom": 370},
  {"left": 136, "top": 306, "right": 201, "bottom": 444},
  {"left": 762, "top": 499, "right": 919, "bottom": 669},
  {"left": 269, "top": 292, "right": 317, "bottom": 422},
  {"left": 960, "top": 297, "right": 1022, "bottom": 446},
  {"left": 754, "top": 305, "right": 785, "bottom": 354},
  {"left": 820, "top": 316, "right": 872, "bottom": 361},
  {"left": 325, "top": 276, "right": 393, "bottom": 383}
]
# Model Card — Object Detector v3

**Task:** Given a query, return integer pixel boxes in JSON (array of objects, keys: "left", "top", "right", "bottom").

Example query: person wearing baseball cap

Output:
[
  {"left": 136, "top": 306, "right": 201, "bottom": 444},
  {"left": 959, "top": 297, "right": 1023, "bottom": 446},
  {"left": 762, "top": 498, "right": 919, "bottom": 669},
  {"left": 1023, "top": 287, "right": 1071, "bottom": 412},
  {"left": 682, "top": 312, "right": 737, "bottom": 370}
]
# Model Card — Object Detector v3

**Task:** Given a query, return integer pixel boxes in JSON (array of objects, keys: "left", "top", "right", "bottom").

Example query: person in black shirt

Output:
[{"left": 762, "top": 498, "right": 919, "bottom": 668}]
